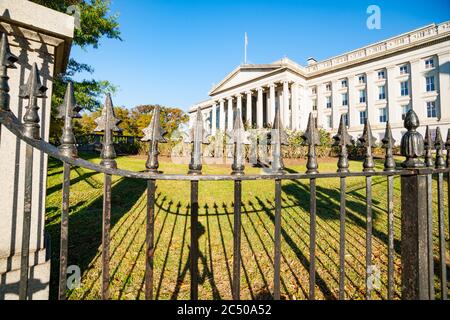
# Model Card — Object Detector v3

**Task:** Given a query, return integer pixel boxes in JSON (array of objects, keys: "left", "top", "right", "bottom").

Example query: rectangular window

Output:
[
  {"left": 311, "top": 87, "right": 317, "bottom": 95},
  {"left": 358, "top": 75, "right": 366, "bottom": 84},
  {"left": 377, "top": 70, "right": 385, "bottom": 79},
  {"left": 379, "top": 107, "right": 387, "bottom": 123},
  {"left": 343, "top": 113, "right": 349, "bottom": 127},
  {"left": 402, "top": 105, "right": 411, "bottom": 120},
  {"left": 425, "top": 58, "right": 434, "bottom": 69},
  {"left": 400, "top": 65, "right": 408, "bottom": 75},
  {"left": 341, "top": 79, "right": 348, "bottom": 88},
  {"left": 378, "top": 85, "right": 386, "bottom": 100},
  {"left": 326, "top": 97, "right": 332, "bottom": 108},
  {"left": 426, "top": 76, "right": 435, "bottom": 92},
  {"left": 359, "top": 89, "right": 366, "bottom": 103},
  {"left": 312, "top": 99, "right": 317, "bottom": 111},
  {"left": 427, "top": 101, "right": 437, "bottom": 118},
  {"left": 359, "top": 110, "right": 367, "bottom": 125},
  {"left": 326, "top": 83, "right": 332, "bottom": 91},
  {"left": 401, "top": 81, "right": 409, "bottom": 96},
  {"left": 341, "top": 93, "right": 348, "bottom": 106},
  {"left": 326, "top": 115, "right": 332, "bottom": 128}
]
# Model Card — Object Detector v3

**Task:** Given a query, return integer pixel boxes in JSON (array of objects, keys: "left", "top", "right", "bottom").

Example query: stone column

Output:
[
  {"left": 386, "top": 65, "right": 398, "bottom": 126},
  {"left": 0, "top": 0, "right": 74, "bottom": 300},
  {"left": 437, "top": 52, "right": 450, "bottom": 121},
  {"left": 227, "top": 97, "right": 234, "bottom": 131},
  {"left": 269, "top": 83, "right": 276, "bottom": 125},
  {"left": 245, "top": 91, "right": 253, "bottom": 128},
  {"left": 256, "top": 87, "right": 263, "bottom": 128},
  {"left": 332, "top": 80, "right": 340, "bottom": 129},
  {"left": 291, "top": 83, "right": 299, "bottom": 130},
  {"left": 211, "top": 102, "right": 217, "bottom": 135},
  {"left": 283, "top": 81, "right": 290, "bottom": 128},
  {"left": 219, "top": 99, "right": 225, "bottom": 131},
  {"left": 236, "top": 94, "right": 243, "bottom": 126}
]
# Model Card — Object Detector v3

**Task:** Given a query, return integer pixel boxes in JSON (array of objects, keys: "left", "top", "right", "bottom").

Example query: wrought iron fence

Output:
[{"left": 0, "top": 34, "right": 448, "bottom": 300}]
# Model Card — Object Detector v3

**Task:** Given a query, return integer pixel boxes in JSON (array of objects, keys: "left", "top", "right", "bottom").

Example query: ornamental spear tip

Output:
[
  {"left": 382, "top": 121, "right": 396, "bottom": 171},
  {"left": 359, "top": 120, "right": 376, "bottom": 172},
  {"left": 94, "top": 93, "right": 122, "bottom": 133},
  {"left": 141, "top": 105, "right": 167, "bottom": 173},
  {"left": 57, "top": 82, "right": 82, "bottom": 120},
  {"left": 435, "top": 126, "right": 445, "bottom": 169},
  {"left": 187, "top": 106, "right": 210, "bottom": 174},
  {"left": 333, "top": 114, "right": 353, "bottom": 173},
  {"left": 271, "top": 104, "right": 288, "bottom": 174},
  {"left": 228, "top": 107, "right": 250, "bottom": 175},
  {"left": 19, "top": 62, "right": 47, "bottom": 100},
  {"left": 424, "top": 125, "right": 434, "bottom": 168},
  {"left": 302, "top": 112, "right": 320, "bottom": 147},
  {"left": 0, "top": 33, "right": 18, "bottom": 68}
]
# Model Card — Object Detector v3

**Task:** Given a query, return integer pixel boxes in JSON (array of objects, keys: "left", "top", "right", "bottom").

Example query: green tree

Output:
[{"left": 31, "top": 0, "right": 121, "bottom": 141}]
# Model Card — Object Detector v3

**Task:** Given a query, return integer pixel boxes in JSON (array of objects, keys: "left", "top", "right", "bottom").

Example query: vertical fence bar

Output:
[
  {"left": 273, "top": 179, "right": 282, "bottom": 300},
  {"left": 426, "top": 173, "right": 435, "bottom": 300},
  {"left": 58, "top": 162, "right": 71, "bottom": 300},
  {"left": 190, "top": 180, "right": 199, "bottom": 300},
  {"left": 232, "top": 179, "right": 242, "bottom": 300},
  {"left": 309, "top": 178, "right": 316, "bottom": 300},
  {"left": 437, "top": 173, "right": 447, "bottom": 300},
  {"left": 339, "top": 177, "right": 346, "bottom": 300},
  {"left": 145, "top": 179, "right": 156, "bottom": 300},
  {"left": 19, "top": 144, "right": 34, "bottom": 300},
  {"left": 102, "top": 173, "right": 112, "bottom": 300},
  {"left": 387, "top": 175, "right": 395, "bottom": 300},
  {"left": 365, "top": 176, "right": 373, "bottom": 300}
]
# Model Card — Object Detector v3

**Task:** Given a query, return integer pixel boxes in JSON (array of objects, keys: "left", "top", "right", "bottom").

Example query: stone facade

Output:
[
  {"left": 0, "top": 0, "right": 73, "bottom": 299},
  {"left": 190, "top": 21, "right": 450, "bottom": 143}
]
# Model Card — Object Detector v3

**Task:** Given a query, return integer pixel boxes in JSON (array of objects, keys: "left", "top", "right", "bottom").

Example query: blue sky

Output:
[{"left": 71, "top": 0, "right": 450, "bottom": 111}]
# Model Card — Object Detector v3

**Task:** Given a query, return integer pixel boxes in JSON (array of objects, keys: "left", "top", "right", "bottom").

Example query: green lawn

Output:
[{"left": 45, "top": 154, "right": 449, "bottom": 300}]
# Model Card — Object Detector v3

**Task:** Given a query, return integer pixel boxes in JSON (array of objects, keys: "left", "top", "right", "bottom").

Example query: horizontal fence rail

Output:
[{"left": 0, "top": 35, "right": 448, "bottom": 300}]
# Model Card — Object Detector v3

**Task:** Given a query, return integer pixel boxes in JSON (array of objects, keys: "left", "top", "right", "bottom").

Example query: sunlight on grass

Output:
[{"left": 45, "top": 154, "right": 449, "bottom": 300}]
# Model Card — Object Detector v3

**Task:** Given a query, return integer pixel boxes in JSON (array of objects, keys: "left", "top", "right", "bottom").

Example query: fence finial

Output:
[
  {"left": 0, "top": 33, "right": 18, "bottom": 112},
  {"left": 302, "top": 113, "right": 320, "bottom": 174},
  {"left": 141, "top": 105, "right": 167, "bottom": 173},
  {"left": 434, "top": 127, "right": 445, "bottom": 169},
  {"left": 446, "top": 128, "right": 450, "bottom": 168},
  {"left": 382, "top": 121, "right": 396, "bottom": 172},
  {"left": 94, "top": 94, "right": 122, "bottom": 169},
  {"left": 187, "top": 107, "right": 209, "bottom": 175},
  {"left": 19, "top": 63, "right": 47, "bottom": 139},
  {"left": 57, "top": 82, "right": 82, "bottom": 158},
  {"left": 400, "top": 110, "right": 424, "bottom": 168},
  {"left": 333, "top": 114, "right": 353, "bottom": 173},
  {"left": 228, "top": 107, "right": 250, "bottom": 175},
  {"left": 271, "top": 104, "right": 288, "bottom": 174},
  {"left": 359, "top": 120, "right": 376, "bottom": 172},
  {"left": 423, "top": 126, "right": 434, "bottom": 168}
]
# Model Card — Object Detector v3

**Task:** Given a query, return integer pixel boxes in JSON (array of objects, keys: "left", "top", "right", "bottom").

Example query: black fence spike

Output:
[
  {"left": 19, "top": 63, "right": 47, "bottom": 139},
  {"left": 0, "top": 32, "right": 18, "bottom": 112},
  {"left": 333, "top": 114, "right": 353, "bottom": 173},
  {"left": 359, "top": 120, "right": 376, "bottom": 172},
  {"left": 423, "top": 125, "right": 434, "bottom": 168},
  {"left": 57, "top": 82, "right": 82, "bottom": 158},
  {"left": 271, "top": 103, "right": 288, "bottom": 174},
  {"left": 400, "top": 110, "right": 424, "bottom": 168},
  {"left": 94, "top": 94, "right": 122, "bottom": 169},
  {"left": 228, "top": 107, "right": 250, "bottom": 175},
  {"left": 445, "top": 128, "right": 450, "bottom": 168},
  {"left": 141, "top": 105, "right": 167, "bottom": 173},
  {"left": 187, "top": 106, "right": 210, "bottom": 175},
  {"left": 302, "top": 113, "right": 320, "bottom": 174},
  {"left": 382, "top": 121, "right": 396, "bottom": 172},
  {"left": 435, "top": 126, "right": 445, "bottom": 169}
]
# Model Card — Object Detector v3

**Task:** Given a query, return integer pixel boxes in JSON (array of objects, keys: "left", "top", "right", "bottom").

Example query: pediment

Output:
[{"left": 210, "top": 65, "right": 281, "bottom": 95}]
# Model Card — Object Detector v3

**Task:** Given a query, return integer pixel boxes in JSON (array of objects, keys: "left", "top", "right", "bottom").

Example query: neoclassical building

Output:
[{"left": 189, "top": 21, "right": 450, "bottom": 142}]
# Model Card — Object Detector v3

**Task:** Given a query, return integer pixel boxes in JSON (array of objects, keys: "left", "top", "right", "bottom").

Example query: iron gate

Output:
[{"left": 0, "top": 34, "right": 448, "bottom": 300}]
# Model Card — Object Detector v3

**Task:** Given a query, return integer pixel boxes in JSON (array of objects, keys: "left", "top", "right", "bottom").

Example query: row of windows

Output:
[
  {"left": 324, "top": 102, "right": 438, "bottom": 128},
  {"left": 315, "top": 57, "right": 436, "bottom": 94},
  {"left": 319, "top": 76, "right": 436, "bottom": 108}
]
